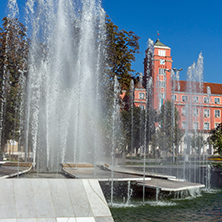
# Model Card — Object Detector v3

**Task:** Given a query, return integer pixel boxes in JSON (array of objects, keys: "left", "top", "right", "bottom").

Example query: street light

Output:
[{"left": 173, "top": 68, "right": 183, "bottom": 72}]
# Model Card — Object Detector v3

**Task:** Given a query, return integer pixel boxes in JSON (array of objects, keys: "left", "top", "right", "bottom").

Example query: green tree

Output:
[
  {"left": 121, "top": 106, "right": 142, "bottom": 153},
  {"left": 0, "top": 17, "right": 29, "bottom": 149},
  {"left": 101, "top": 16, "right": 140, "bottom": 143},
  {"left": 184, "top": 133, "right": 206, "bottom": 155},
  {"left": 210, "top": 123, "right": 222, "bottom": 155},
  {"left": 157, "top": 100, "right": 183, "bottom": 156},
  {"left": 105, "top": 16, "right": 140, "bottom": 91},
  {"left": 121, "top": 105, "right": 157, "bottom": 155},
  {"left": 191, "top": 133, "right": 206, "bottom": 154}
]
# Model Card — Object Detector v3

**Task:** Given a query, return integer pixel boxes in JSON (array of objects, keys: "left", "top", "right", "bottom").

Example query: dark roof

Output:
[
  {"left": 175, "top": 80, "right": 222, "bottom": 95},
  {"left": 154, "top": 39, "right": 169, "bottom": 47},
  {"left": 134, "top": 82, "right": 145, "bottom": 89}
]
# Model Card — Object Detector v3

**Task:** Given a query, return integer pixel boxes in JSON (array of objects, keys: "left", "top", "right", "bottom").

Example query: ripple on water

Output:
[
  {"left": 146, "top": 201, "right": 177, "bottom": 207},
  {"left": 109, "top": 203, "right": 138, "bottom": 208},
  {"left": 109, "top": 200, "right": 177, "bottom": 208}
]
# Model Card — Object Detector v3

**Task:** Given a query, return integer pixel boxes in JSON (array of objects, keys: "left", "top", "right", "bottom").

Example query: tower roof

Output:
[
  {"left": 135, "top": 82, "right": 144, "bottom": 89},
  {"left": 154, "top": 39, "right": 170, "bottom": 49}
]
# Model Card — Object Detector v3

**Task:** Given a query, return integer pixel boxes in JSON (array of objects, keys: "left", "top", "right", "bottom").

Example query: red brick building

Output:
[
  {"left": 134, "top": 39, "right": 222, "bottom": 131},
  {"left": 175, "top": 81, "right": 222, "bottom": 130}
]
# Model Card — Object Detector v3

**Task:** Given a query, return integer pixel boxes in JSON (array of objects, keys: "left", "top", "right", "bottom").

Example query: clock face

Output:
[{"left": 160, "top": 59, "right": 165, "bottom": 65}]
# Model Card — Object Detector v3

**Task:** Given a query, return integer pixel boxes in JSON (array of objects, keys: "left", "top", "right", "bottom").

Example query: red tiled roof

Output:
[{"left": 175, "top": 80, "right": 222, "bottom": 95}]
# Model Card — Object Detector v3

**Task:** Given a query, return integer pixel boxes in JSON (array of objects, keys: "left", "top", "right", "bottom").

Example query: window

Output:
[
  {"left": 159, "top": 93, "right": 165, "bottom": 99},
  {"left": 215, "top": 123, "right": 220, "bottom": 128},
  {"left": 159, "top": 81, "right": 166, "bottom": 88},
  {"left": 158, "top": 50, "right": 166, "bottom": 57},
  {"left": 193, "top": 122, "right": 199, "bottom": 130},
  {"left": 193, "top": 96, "right": 199, "bottom": 103},
  {"left": 204, "top": 97, "right": 209, "bottom": 103},
  {"left": 182, "top": 108, "right": 186, "bottom": 116},
  {"left": 171, "top": 95, "right": 177, "bottom": 101},
  {"left": 160, "top": 59, "right": 165, "bottom": 65},
  {"left": 139, "top": 104, "right": 144, "bottom": 110},
  {"left": 139, "top": 93, "right": 145, "bottom": 99},
  {"left": 182, "top": 96, "right": 188, "bottom": 102},
  {"left": 159, "top": 68, "right": 165, "bottom": 75},
  {"left": 204, "top": 109, "right": 209, "bottom": 117},
  {"left": 215, "top": 98, "right": 220, "bottom": 104},
  {"left": 204, "top": 122, "right": 209, "bottom": 130},
  {"left": 182, "top": 122, "right": 186, "bottom": 129},
  {"left": 215, "top": 110, "right": 220, "bottom": 118},
  {"left": 193, "top": 108, "right": 199, "bottom": 117}
]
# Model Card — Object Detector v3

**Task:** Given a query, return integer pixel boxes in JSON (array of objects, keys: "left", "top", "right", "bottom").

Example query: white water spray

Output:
[{"left": 23, "top": 0, "right": 106, "bottom": 171}]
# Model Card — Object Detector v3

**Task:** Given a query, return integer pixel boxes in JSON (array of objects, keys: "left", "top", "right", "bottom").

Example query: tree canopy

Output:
[
  {"left": 105, "top": 16, "right": 140, "bottom": 91},
  {"left": 156, "top": 100, "right": 183, "bottom": 154},
  {"left": 210, "top": 123, "right": 222, "bottom": 155},
  {"left": 121, "top": 105, "right": 157, "bottom": 154},
  {"left": 0, "top": 17, "right": 29, "bottom": 149}
]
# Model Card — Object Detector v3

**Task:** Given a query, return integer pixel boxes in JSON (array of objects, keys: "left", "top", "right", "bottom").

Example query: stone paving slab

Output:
[
  {"left": 109, "top": 166, "right": 176, "bottom": 180},
  {"left": 63, "top": 167, "right": 151, "bottom": 182},
  {"left": 137, "top": 177, "right": 205, "bottom": 191},
  {"left": 0, "top": 218, "right": 113, "bottom": 221},
  {"left": 0, "top": 179, "right": 114, "bottom": 221},
  {"left": 105, "top": 166, "right": 205, "bottom": 191},
  {"left": 63, "top": 165, "right": 173, "bottom": 182},
  {"left": 0, "top": 166, "right": 29, "bottom": 176},
  {"left": 63, "top": 164, "right": 205, "bottom": 192},
  {"left": 0, "top": 162, "right": 32, "bottom": 178}
]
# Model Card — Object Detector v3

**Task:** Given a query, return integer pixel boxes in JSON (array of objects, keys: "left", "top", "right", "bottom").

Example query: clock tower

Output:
[{"left": 144, "top": 39, "right": 173, "bottom": 110}]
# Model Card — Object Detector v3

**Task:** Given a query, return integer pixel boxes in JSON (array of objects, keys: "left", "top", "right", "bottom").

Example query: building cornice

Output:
[
  {"left": 135, "top": 88, "right": 146, "bottom": 91},
  {"left": 174, "top": 91, "right": 222, "bottom": 97},
  {"left": 154, "top": 58, "right": 173, "bottom": 63},
  {"left": 154, "top": 46, "right": 171, "bottom": 50},
  {"left": 134, "top": 100, "right": 146, "bottom": 104},
  {"left": 175, "top": 103, "right": 222, "bottom": 109}
]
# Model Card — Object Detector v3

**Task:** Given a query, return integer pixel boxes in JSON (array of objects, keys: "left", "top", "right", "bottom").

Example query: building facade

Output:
[{"left": 134, "top": 39, "right": 222, "bottom": 131}]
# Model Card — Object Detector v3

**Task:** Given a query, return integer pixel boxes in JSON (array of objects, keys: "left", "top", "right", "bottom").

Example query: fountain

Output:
[
  {"left": 182, "top": 52, "right": 207, "bottom": 184},
  {"left": 0, "top": 1, "right": 218, "bottom": 221},
  {"left": 0, "top": 0, "right": 116, "bottom": 221},
  {"left": 20, "top": 0, "right": 107, "bottom": 171}
]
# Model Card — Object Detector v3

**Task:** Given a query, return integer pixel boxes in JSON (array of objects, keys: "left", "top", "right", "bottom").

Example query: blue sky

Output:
[
  {"left": 102, "top": 0, "right": 222, "bottom": 84},
  {"left": 0, "top": 0, "right": 222, "bottom": 84}
]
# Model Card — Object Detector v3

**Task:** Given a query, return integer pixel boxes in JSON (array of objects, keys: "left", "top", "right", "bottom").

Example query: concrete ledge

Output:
[
  {"left": 136, "top": 177, "right": 205, "bottom": 192},
  {"left": 105, "top": 165, "right": 176, "bottom": 180},
  {"left": 2, "top": 162, "right": 33, "bottom": 167},
  {"left": 0, "top": 217, "right": 114, "bottom": 221},
  {"left": 61, "top": 163, "right": 94, "bottom": 168},
  {"left": 99, "top": 177, "right": 151, "bottom": 182},
  {"left": 0, "top": 163, "right": 32, "bottom": 179},
  {"left": 161, "top": 184, "right": 205, "bottom": 192}
]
